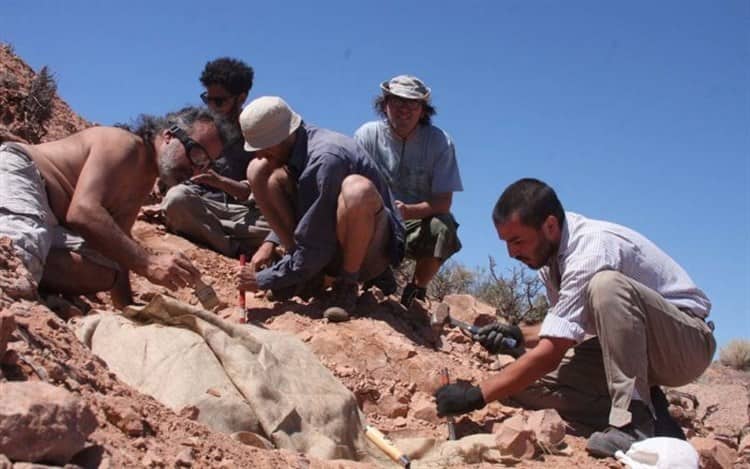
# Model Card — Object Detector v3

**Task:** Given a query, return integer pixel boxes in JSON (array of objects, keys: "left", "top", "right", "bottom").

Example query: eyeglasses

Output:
[
  {"left": 166, "top": 125, "right": 212, "bottom": 171},
  {"left": 387, "top": 95, "right": 423, "bottom": 110},
  {"left": 200, "top": 91, "right": 232, "bottom": 107}
]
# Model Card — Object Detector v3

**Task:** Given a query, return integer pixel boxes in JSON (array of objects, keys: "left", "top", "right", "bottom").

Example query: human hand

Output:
[
  {"left": 472, "top": 322, "right": 525, "bottom": 357},
  {"left": 394, "top": 200, "right": 408, "bottom": 219},
  {"left": 145, "top": 252, "right": 200, "bottom": 290},
  {"left": 236, "top": 265, "right": 259, "bottom": 292},
  {"left": 249, "top": 242, "right": 277, "bottom": 272},
  {"left": 190, "top": 169, "right": 223, "bottom": 188},
  {"left": 435, "top": 382, "right": 486, "bottom": 417}
]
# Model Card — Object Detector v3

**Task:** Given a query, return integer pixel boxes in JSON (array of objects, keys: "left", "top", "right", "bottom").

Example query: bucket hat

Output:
[
  {"left": 240, "top": 96, "right": 301, "bottom": 151},
  {"left": 380, "top": 75, "right": 431, "bottom": 100}
]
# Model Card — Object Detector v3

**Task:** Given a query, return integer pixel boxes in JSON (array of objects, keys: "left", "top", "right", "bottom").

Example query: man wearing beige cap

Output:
[
  {"left": 355, "top": 75, "right": 463, "bottom": 307},
  {"left": 235, "top": 96, "right": 405, "bottom": 321}
]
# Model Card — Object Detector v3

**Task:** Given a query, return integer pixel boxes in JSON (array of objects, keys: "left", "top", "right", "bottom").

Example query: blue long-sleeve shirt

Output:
[{"left": 255, "top": 124, "right": 405, "bottom": 291}]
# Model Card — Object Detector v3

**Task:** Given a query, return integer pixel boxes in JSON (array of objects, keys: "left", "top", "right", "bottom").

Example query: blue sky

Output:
[{"left": 3, "top": 1, "right": 748, "bottom": 347}]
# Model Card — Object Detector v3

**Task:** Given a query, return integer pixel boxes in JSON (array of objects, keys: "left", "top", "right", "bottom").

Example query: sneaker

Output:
[
  {"left": 400, "top": 282, "right": 426, "bottom": 308},
  {"left": 363, "top": 267, "right": 397, "bottom": 296},
  {"left": 651, "top": 386, "right": 686, "bottom": 440},
  {"left": 323, "top": 278, "right": 359, "bottom": 322},
  {"left": 586, "top": 400, "right": 654, "bottom": 458}
]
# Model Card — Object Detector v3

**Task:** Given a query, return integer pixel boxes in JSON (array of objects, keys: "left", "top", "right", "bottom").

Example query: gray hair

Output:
[{"left": 118, "top": 106, "right": 238, "bottom": 144}]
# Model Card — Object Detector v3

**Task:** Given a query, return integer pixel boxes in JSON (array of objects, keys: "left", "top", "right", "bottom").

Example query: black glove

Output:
[
  {"left": 435, "top": 382, "right": 486, "bottom": 417},
  {"left": 472, "top": 322, "right": 525, "bottom": 357}
]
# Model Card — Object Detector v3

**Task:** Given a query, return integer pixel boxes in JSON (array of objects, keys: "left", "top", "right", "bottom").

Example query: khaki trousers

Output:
[
  {"left": 513, "top": 271, "right": 715, "bottom": 428},
  {"left": 163, "top": 184, "right": 270, "bottom": 258}
]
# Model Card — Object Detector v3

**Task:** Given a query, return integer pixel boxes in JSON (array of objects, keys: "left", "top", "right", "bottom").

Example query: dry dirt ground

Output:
[{"left": 0, "top": 42, "right": 748, "bottom": 468}]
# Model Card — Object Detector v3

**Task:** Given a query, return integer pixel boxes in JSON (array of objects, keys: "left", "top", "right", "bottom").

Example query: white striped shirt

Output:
[{"left": 539, "top": 212, "right": 711, "bottom": 342}]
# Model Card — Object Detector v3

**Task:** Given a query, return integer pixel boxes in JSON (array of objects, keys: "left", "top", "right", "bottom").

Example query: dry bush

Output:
[
  {"left": 23, "top": 65, "right": 57, "bottom": 143},
  {"left": 719, "top": 339, "right": 750, "bottom": 371},
  {"left": 428, "top": 260, "right": 474, "bottom": 301},
  {"left": 472, "top": 256, "right": 548, "bottom": 325},
  {"left": 395, "top": 254, "right": 548, "bottom": 325}
]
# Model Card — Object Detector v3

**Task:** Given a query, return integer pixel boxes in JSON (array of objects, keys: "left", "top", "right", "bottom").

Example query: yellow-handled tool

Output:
[{"left": 364, "top": 424, "right": 411, "bottom": 468}]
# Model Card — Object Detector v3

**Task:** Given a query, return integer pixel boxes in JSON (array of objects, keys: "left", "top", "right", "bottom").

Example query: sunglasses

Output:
[
  {"left": 166, "top": 125, "right": 212, "bottom": 171},
  {"left": 387, "top": 95, "right": 423, "bottom": 110},
  {"left": 200, "top": 91, "right": 232, "bottom": 107}
]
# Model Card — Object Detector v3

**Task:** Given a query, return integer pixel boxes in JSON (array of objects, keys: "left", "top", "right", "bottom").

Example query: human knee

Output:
[
  {"left": 339, "top": 175, "right": 379, "bottom": 210},
  {"left": 162, "top": 184, "right": 197, "bottom": 214},
  {"left": 267, "top": 167, "right": 293, "bottom": 196},
  {"left": 246, "top": 158, "right": 273, "bottom": 187},
  {"left": 585, "top": 270, "right": 629, "bottom": 317}
]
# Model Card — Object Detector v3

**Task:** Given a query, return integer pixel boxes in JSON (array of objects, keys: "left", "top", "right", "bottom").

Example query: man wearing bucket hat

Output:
[
  {"left": 235, "top": 96, "right": 405, "bottom": 322},
  {"left": 355, "top": 75, "right": 463, "bottom": 307}
]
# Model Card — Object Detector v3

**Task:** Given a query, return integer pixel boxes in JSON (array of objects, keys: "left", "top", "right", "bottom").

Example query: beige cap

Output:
[
  {"left": 240, "top": 96, "right": 302, "bottom": 151},
  {"left": 380, "top": 75, "right": 431, "bottom": 100}
]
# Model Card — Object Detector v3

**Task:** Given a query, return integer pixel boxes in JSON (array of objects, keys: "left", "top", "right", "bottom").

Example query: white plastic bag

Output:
[{"left": 615, "top": 437, "right": 699, "bottom": 469}]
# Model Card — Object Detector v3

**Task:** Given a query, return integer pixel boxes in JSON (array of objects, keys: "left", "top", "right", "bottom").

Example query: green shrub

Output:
[{"left": 719, "top": 339, "right": 750, "bottom": 371}]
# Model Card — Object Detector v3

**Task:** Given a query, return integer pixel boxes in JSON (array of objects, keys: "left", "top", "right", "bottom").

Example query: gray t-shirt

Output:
[{"left": 354, "top": 120, "right": 463, "bottom": 204}]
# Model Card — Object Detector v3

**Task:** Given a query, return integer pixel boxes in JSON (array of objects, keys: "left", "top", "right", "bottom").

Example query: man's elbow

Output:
[{"left": 65, "top": 203, "right": 98, "bottom": 233}]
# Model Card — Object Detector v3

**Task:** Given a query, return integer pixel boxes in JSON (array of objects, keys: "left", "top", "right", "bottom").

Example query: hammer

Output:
[
  {"left": 430, "top": 303, "right": 518, "bottom": 348},
  {"left": 430, "top": 302, "right": 478, "bottom": 335}
]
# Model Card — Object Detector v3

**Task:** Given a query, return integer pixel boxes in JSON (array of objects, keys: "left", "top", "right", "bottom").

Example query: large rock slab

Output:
[
  {"left": 677, "top": 383, "right": 749, "bottom": 438},
  {"left": 442, "top": 294, "right": 497, "bottom": 326},
  {"left": 0, "top": 381, "right": 97, "bottom": 464},
  {"left": 691, "top": 437, "right": 738, "bottom": 469}
]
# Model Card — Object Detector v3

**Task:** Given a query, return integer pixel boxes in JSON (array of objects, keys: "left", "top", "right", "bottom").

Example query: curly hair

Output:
[
  {"left": 118, "top": 106, "right": 238, "bottom": 146},
  {"left": 373, "top": 94, "right": 436, "bottom": 127},
  {"left": 199, "top": 57, "right": 254, "bottom": 96}
]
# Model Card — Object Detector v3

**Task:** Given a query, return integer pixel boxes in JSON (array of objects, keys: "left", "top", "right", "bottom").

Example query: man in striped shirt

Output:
[{"left": 435, "top": 178, "right": 715, "bottom": 458}]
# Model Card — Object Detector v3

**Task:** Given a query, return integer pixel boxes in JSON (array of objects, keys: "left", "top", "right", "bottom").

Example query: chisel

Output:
[{"left": 439, "top": 368, "right": 457, "bottom": 440}]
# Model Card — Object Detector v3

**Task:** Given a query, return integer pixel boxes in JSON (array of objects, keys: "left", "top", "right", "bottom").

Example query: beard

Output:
[
  {"left": 157, "top": 148, "right": 192, "bottom": 189},
  {"left": 518, "top": 236, "right": 556, "bottom": 270}
]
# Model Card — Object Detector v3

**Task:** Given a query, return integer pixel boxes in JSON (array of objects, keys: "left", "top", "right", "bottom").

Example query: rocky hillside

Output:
[
  {"left": 0, "top": 43, "right": 89, "bottom": 143},
  {"left": 0, "top": 44, "right": 748, "bottom": 468}
]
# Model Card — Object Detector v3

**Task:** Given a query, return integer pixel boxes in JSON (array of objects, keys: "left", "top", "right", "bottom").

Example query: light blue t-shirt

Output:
[{"left": 354, "top": 120, "right": 463, "bottom": 204}]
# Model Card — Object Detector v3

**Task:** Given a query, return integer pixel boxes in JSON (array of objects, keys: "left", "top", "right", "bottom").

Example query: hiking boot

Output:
[
  {"left": 362, "top": 267, "right": 397, "bottom": 296},
  {"left": 400, "top": 282, "right": 426, "bottom": 308},
  {"left": 323, "top": 278, "right": 359, "bottom": 323},
  {"left": 651, "top": 386, "right": 686, "bottom": 440},
  {"left": 586, "top": 400, "right": 654, "bottom": 458}
]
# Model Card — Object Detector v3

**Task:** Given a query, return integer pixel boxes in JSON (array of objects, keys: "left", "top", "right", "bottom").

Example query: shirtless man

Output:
[{"left": 0, "top": 106, "right": 231, "bottom": 307}]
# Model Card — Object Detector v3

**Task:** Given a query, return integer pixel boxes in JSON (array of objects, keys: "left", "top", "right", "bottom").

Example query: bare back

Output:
[{"left": 19, "top": 127, "right": 157, "bottom": 232}]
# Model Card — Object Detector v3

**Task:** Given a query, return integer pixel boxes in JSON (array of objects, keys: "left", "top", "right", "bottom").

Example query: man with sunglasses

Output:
[
  {"left": 161, "top": 57, "right": 270, "bottom": 258},
  {"left": 355, "top": 75, "right": 463, "bottom": 307},
  {"left": 0, "top": 106, "right": 229, "bottom": 307}
]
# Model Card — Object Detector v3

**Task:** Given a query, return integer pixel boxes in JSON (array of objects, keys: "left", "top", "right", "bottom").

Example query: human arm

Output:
[
  {"left": 190, "top": 170, "right": 251, "bottom": 200},
  {"left": 65, "top": 136, "right": 200, "bottom": 291},
  {"left": 396, "top": 192, "right": 452, "bottom": 220},
  {"left": 435, "top": 336, "right": 575, "bottom": 416},
  {"left": 478, "top": 336, "right": 575, "bottom": 403},
  {"left": 254, "top": 154, "right": 346, "bottom": 291}
]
